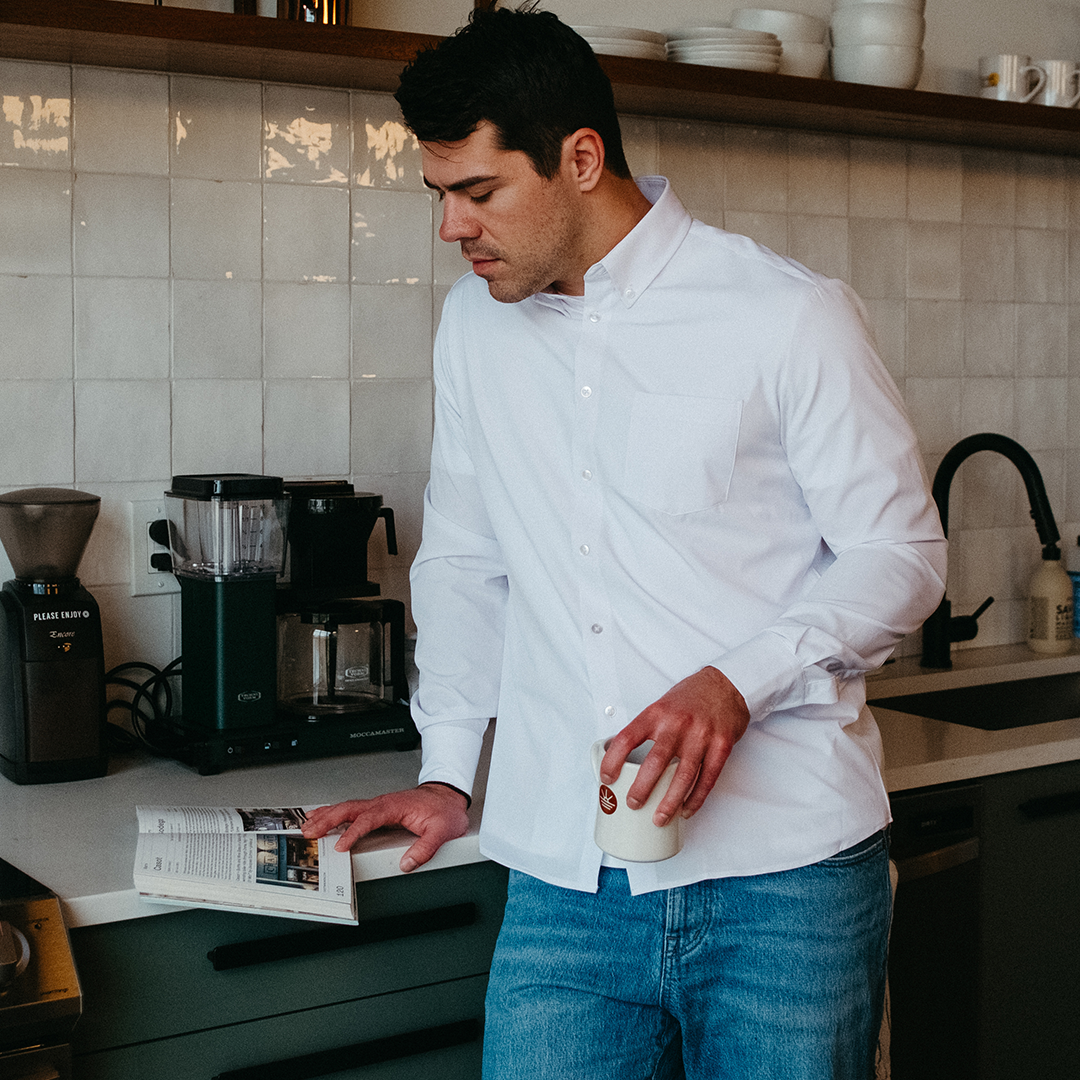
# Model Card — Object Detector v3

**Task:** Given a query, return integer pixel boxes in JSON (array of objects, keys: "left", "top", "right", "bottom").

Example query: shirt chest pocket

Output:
[{"left": 623, "top": 393, "right": 743, "bottom": 515}]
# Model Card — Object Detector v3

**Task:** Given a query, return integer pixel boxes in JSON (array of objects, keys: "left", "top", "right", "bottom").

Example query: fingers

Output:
[
  {"left": 300, "top": 787, "right": 472, "bottom": 867},
  {"left": 605, "top": 666, "right": 751, "bottom": 826}
]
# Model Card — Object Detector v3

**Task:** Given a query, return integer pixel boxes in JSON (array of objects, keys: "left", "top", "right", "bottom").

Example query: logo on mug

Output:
[{"left": 599, "top": 785, "right": 618, "bottom": 815}]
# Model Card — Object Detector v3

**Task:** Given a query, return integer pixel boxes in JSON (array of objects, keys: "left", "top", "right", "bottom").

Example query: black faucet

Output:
[{"left": 921, "top": 433, "right": 1062, "bottom": 668}]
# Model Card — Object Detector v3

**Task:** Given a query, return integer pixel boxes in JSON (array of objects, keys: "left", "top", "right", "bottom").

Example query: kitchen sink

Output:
[{"left": 870, "top": 671, "right": 1080, "bottom": 730}]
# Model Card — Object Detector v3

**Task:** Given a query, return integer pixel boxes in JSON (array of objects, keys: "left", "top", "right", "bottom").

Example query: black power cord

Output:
[{"left": 104, "top": 658, "right": 183, "bottom": 755}]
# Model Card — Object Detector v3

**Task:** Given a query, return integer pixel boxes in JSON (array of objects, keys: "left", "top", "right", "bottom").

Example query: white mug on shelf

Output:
[
  {"left": 979, "top": 54, "right": 1047, "bottom": 103},
  {"left": 591, "top": 739, "right": 683, "bottom": 863},
  {"left": 1032, "top": 59, "right": 1080, "bottom": 107}
]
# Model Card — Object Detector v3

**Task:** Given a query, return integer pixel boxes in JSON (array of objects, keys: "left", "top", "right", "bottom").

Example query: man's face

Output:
[{"left": 422, "top": 122, "right": 584, "bottom": 303}]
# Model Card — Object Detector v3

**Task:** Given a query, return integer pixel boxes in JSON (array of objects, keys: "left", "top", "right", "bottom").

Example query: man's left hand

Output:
[{"left": 599, "top": 666, "right": 750, "bottom": 827}]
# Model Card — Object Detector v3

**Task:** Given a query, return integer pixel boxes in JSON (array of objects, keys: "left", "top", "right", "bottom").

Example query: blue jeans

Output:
[{"left": 483, "top": 831, "right": 891, "bottom": 1080}]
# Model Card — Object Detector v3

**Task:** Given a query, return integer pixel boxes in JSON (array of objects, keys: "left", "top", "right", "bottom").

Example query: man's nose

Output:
[{"left": 439, "top": 196, "right": 479, "bottom": 244}]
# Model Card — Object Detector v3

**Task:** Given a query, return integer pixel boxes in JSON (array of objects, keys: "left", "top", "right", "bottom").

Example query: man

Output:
[{"left": 302, "top": 6, "right": 947, "bottom": 1077}]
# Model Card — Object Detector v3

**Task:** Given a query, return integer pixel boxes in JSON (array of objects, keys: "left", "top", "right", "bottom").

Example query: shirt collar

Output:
[
  {"left": 532, "top": 176, "right": 693, "bottom": 315},
  {"left": 587, "top": 176, "right": 693, "bottom": 308}
]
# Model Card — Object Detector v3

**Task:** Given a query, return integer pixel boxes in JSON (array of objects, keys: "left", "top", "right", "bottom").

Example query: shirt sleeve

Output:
[
  {"left": 711, "top": 277, "right": 947, "bottom": 720},
  {"left": 408, "top": 297, "right": 508, "bottom": 796}
]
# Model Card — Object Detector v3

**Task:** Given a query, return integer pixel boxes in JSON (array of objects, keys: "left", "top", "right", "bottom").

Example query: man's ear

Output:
[{"left": 564, "top": 128, "right": 606, "bottom": 192}]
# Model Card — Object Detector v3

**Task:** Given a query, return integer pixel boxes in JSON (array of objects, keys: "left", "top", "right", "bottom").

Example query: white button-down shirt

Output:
[{"left": 411, "top": 177, "right": 946, "bottom": 894}]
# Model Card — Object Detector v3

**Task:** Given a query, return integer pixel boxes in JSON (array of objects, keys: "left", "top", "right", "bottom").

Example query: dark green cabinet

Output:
[
  {"left": 979, "top": 760, "right": 1080, "bottom": 1080},
  {"left": 69, "top": 861, "right": 508, "bottom": 1080}
]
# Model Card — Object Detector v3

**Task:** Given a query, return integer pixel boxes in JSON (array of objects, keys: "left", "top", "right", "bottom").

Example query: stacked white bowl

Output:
[
  {"left": 730, "top": 8, "right": 829, "bottom": 78},
  {"left": 830, "top": 0, "right": 925, "bottom": 89}
]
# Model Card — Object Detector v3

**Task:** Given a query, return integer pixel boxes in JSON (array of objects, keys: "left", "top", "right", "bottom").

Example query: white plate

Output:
[
  {"left": 668, "top": 46, "right": 783, "bottom": 60},
  {"left": 664, "top": 26, "right": 778, "bottom": 43},
  {"left": 669, "top": 41, "right": 782, "bottom": 53},
  {"left": 572, "top": 24, "right": 667, "bottom": 45},
  {"left": 676, "top": 56, "right": 781, "bottom": 71},
  {"left": 588, "top": 42, "right": 668, "bottom": 60}
]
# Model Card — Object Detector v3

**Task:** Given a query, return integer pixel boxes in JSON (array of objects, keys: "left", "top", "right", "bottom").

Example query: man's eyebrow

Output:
[{"left": 423, "top": 174, "right": 499, "bottom": 194}]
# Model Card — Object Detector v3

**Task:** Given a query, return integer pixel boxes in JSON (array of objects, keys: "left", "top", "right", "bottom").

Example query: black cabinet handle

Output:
[
  {"left": 1018, "top": 789, "right": 1080, "bottom": 820},
  {"left": 894, "top": 837, "right": 979, "bottom": 884},
  {"left": 206, "top": 902, "right": 476, "bottom": 971},
  {"left": 211, "top": 1017, "right": 480, "bottom": 1080}
]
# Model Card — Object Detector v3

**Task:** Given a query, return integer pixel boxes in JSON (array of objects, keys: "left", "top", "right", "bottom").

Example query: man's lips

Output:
[{"left": 463, "top": 247, "right": 500, "bottom": 272}]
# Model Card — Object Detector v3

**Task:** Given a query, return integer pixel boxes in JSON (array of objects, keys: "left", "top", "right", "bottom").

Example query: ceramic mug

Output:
[
  {"left": 1032, "top": 59, "right": 1080, "bottom": 107},
  {"left": 979, "top": 54, "right": 1047, "bottom": 103},
  {"left": 591, "top": 739, "right": 682, "bottom": 862}
]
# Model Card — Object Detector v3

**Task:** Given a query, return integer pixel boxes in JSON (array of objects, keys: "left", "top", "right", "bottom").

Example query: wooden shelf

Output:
[{"left": 3, "top": 0, "right": 1080, "bottom": 156}]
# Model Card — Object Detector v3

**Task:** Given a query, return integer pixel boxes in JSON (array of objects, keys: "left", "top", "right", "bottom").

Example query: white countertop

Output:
[
  {"left": 0, "top": 724, "right": 493, "bottom": 929},
  {"left": 871, "top": 642, "right": 1080, "bottom": 791},
  {"left": 5, "top": 643, "right": 1080, "bottom": 929}
]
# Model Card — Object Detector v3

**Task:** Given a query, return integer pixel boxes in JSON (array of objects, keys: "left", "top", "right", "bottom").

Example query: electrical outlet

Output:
[{"left": 129, "top": 500, "right": 180, "bottom": 597}]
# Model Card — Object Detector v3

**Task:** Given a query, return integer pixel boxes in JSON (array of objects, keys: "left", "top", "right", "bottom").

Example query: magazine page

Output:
[
  {"left": 136, "top": 805, "right": 314, "bottom": 836},
  {"left": 133, "top": 806, "right": 355, "bottom": 924}
]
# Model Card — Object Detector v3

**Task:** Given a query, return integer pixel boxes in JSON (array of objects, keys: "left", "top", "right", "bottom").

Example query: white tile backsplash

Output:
[
  {"left": 352, "top": 284, "right": 433, "bottom": 380},
  {"left": 263, "top": 378, "right": 351, "bottom": 477},
  {"left": 263, "top": 83, "right": 350, "bottom": 185},
  {"left": 172, "top": 278, "right": 263, "bottom": 378},
  {"left": 351, "top": 90, "right": 424, "bottom": 190},
  {"left": 0, "top": 168, "right": 71, "bottom": 275},
  {"left": 2, "top": 64, "right": 1079, "bottom": 662},
  {"left": 0, "top": 275, "right": 73, "bottom": 378},
  {"left": 74, "top": 380, "right": 171, "bottom": 482},
  {"left": 264, "top": 182, "right": 350, "bottom": 282},
  {"left": 723, "top": 125, "right": 787, "bottom": 216},
  {"left": 849, "top": 138, "right": 907, "bottom": 220},
  {"left": 170, "top": 74, "right": 262, "bottom": 180},
  {"left": 72, "top": 68, "right": 168, "bottom": 176},
  {"left": 170, "top": 178, "right": 263, "bottom": 280},
  {"left": 907, "top": 142, "right": 962, "bottom": 223},
  {"left": 263, "top": 281, "right": 351, "bottom": 378},
  {"left": 74, "top": 277, "right": 170, "bottom": 378},
  {"left": 73, "top": 173, "right": 169, "bottom": 277},
  {"left": 0, "top": 60, "right": 71, "bottom": 170},
  {"left": 171, "top": 380, "right": 264, "bottom": 474},
  {"left": 351, "top": 187, "right": 433, "bottom": 285},
  {"left": 0, "top": 382, "right": 75, "bottom": 485}
]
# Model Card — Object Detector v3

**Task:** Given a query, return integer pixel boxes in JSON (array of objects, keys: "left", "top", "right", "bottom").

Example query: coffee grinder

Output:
[
  {"left": 164, "top": 474, "right": 290, "bottom": 772},
  {"left": 0, "top": 488, "right": 108, "bottom": 785},
  {"left": 275, "top": 480, "right": 418, "bottom": 756}
]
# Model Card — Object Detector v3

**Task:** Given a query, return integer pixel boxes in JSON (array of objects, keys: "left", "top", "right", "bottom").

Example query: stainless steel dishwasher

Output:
[{"left": 888, "top": 780, "right": 982, "bottom": 1080}]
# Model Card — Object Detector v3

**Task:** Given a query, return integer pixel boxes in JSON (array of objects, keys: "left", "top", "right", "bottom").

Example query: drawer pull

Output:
[
  {"left": 206, "top": 902, "right": 476, "bottom": 971},
  {"left": 1019, "top": 789, "right": 1080, "bottom": 820},
  {"left": 211, "top": 1017, "right": 480, "bottom": 1080}
]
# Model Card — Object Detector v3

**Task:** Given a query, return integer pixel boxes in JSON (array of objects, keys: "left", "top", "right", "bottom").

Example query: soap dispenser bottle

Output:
[{"left": 1028, "top": 544, "right": 1074, "bottom": 654}]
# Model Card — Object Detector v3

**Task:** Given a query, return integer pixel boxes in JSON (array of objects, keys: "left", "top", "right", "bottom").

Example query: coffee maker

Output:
[
  {"left": 275, "top": 480, "right": 418, "bottom": 756},
  {"left": 162, "top": 476, "right": 416, "bottom": 774},
  {"left": 0, "top": 488, "right": 108, "bottom": 785},
  {"left": 163, "top": 474, "right": 290, "bottom": 773}
]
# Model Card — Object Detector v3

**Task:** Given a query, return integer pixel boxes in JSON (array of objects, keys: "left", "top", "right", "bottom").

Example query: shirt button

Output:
[
  {"left": 580, "top": 386, "right": 592, "bottom": 398},
  {"left": 581, "top": 469, "right": 592, "bottom": 481},
  {"left": 591, "top": 624, "right": 603, "bottom": 634},
  {"left": 605, "top": 705, "right": 616, "bottom": 717},
  {"left": 579, "top": 544, "right": 590, "bottom": 556},
  {"left": 624, "top": 287, "right": 636, "bottom": 300},
  {"left": 589, "top": 312, "right": 601, "bottom": 323}
]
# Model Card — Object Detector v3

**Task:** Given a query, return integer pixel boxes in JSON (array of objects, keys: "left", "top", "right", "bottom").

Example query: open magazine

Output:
[{"left": 134, "top": 806, "right": 357, "bottom": 924}]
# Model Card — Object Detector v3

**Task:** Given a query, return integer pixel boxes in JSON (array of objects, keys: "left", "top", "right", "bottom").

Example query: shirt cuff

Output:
[
  {"left": 710, "top": 630, "right": 822, "bottom": 721},
  {"left": 415, "top": 718, "right": 488, "bottom": 797}
]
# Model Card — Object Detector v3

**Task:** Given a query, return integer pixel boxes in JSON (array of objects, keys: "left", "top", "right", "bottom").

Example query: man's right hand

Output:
[{"left": 300, "top": 783, "right": 471, "bottom": 873}]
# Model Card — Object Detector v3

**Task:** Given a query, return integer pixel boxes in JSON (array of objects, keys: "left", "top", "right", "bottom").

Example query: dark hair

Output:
[{"left": 394, "top": 3, "right": 630, "bottom": 180}]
